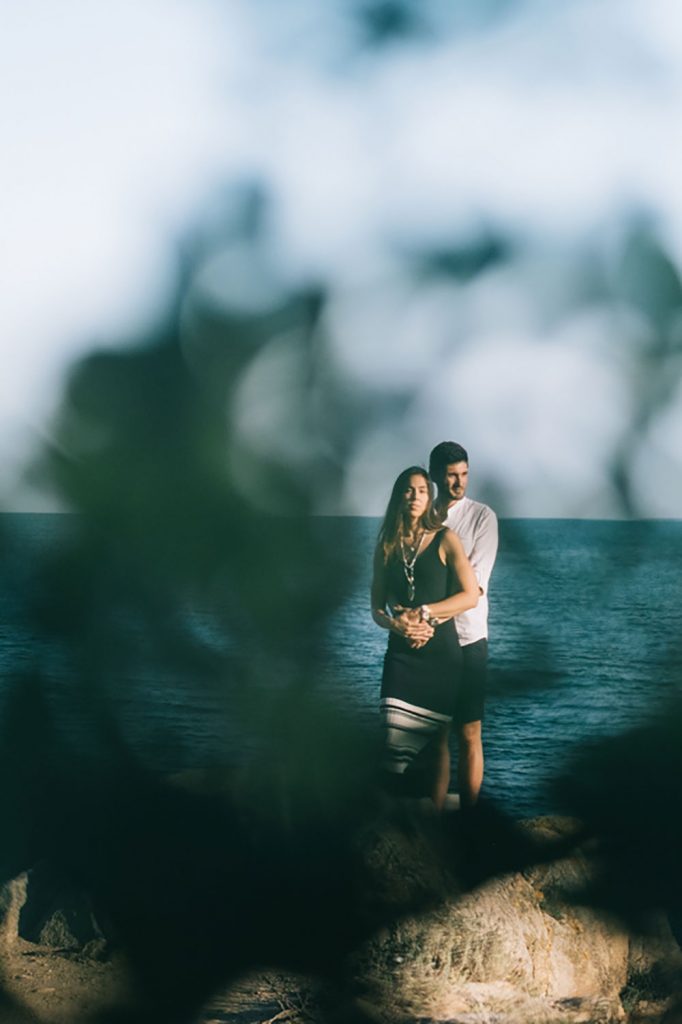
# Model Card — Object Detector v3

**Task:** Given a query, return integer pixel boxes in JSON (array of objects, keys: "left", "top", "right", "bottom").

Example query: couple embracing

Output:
[{"left": 371, "top": 442, "right": 498, "bottom": 812}]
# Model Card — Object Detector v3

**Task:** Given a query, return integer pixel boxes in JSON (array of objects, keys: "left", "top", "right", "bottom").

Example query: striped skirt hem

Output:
[{"left": 380, "top": 696, "right": 452, "bottom": 774}]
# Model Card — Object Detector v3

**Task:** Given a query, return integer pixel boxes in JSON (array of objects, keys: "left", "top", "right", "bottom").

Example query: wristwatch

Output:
[{"left": 419, "top": 605, "right": 438, "bottom": 627}]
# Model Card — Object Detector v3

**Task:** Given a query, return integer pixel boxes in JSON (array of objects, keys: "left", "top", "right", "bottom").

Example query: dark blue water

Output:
[{"left": 2, "top": 514, "right": 681, "bottom": 817}]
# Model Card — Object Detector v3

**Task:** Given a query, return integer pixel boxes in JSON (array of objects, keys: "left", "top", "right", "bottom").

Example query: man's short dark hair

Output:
[{"left": 428, "top": 441, "right": 469, "bottom": 485}]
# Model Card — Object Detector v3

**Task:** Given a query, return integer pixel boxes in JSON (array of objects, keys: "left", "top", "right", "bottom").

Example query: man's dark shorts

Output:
[{"left": 454, "top": 638, "right": 488, "bottom": 726}]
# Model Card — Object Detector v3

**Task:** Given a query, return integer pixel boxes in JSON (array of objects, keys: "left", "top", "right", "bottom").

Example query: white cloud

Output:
[
  {"left": 238, "top": 0, "right": 682, "bottom": 267},
  {"left": 0, "top": 0, "right": 237, "bottom": 444},
  {"left": 632, "top": 375, "right": 682, "bottom": 517},
  {"left": 2, "top": 0, "right": 682, "bottom": 513},
  {"left": 406, "top": 313, "right": 633, "bottom": 517}
]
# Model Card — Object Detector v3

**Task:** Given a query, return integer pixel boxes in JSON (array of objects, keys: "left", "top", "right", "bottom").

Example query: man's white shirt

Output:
[{"left": 444, "top": 496, "right": 498, "bottom": 647}]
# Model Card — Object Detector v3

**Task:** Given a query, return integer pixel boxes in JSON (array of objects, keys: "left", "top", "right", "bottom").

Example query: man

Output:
[{"left": 428, "top": 441, "right": 498, "bottom": 806}]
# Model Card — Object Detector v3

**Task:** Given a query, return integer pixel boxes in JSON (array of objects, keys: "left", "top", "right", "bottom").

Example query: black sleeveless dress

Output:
[{"left": 380, "top": 529, "right": 462, "bottom": 774}]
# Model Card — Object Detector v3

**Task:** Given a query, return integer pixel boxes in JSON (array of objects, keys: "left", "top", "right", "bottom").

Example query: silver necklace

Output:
[{"left": 400, "top": 530, "right": 424, "bottom": 602}]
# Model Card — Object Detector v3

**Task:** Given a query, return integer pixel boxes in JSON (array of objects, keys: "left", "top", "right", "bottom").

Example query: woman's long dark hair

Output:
[{"left": 377, "top": 466, "right": 443, "bottom": 564}]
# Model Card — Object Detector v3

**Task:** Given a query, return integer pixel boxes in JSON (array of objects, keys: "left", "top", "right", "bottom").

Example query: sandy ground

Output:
[
  {"left": 0, "top": 943, "right": 323, "bottom": 1024},
  {"left": 0, "top": 938, "right": 136, "bottom": 1022},
  {"left": 0, "top": 939, "right": 126, "bottom": 1022}
]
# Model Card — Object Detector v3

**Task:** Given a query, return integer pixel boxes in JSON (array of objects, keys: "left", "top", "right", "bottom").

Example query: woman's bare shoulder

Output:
[{"left": 439, "top": 527, "right": 464, "bottom": 554}]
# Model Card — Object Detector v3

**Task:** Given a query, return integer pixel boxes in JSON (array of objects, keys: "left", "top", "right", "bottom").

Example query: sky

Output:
[{"left": 2, "top": 0, "right": 682, "bottom": 516}]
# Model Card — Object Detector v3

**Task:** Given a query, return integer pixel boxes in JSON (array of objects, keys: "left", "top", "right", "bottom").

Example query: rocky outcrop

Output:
[
  {"left": 0, "top": 815, "right": 680, "bottom": 1022},
  {"left": 0, "top": 863, "right": 105, "bottom": 954},
  {"left": 0, "top": 874, "right": 27, "bottom": 950},
  {"left": 352, "top": 815, "right": 682, "bottom": 1023}
]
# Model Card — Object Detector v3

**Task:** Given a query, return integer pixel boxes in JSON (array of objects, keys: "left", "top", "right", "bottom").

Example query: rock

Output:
[
  {"left": 622, "top": 918, "right": 682, "bottom": 1019},
  {"left": 2, "top": 862, "right": 107, "bottom": 953},
  {"left": 351, "top": 814, "right": 682, "bottom": 1023},
  {"left": 0, "top": 874, "right": 28, "bottom": 949}
]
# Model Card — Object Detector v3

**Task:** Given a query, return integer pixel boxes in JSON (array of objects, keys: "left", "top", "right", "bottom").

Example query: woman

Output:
[{"left": 371, "top": 466, "right": 479, "bottom": 810}]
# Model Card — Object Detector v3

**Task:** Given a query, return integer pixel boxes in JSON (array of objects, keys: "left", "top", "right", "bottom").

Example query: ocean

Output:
[
  {"left": 318, "top": 517, "right": 682, "bottom": 816},
  {"left": 1, "top": 514, "right": 681, "bottom": 818}
]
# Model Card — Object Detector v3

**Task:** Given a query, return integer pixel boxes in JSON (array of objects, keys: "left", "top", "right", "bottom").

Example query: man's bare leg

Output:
[
  {"left": 457, "top": 720, "right": 483, "bottom": 807},
  {"left": 431, "top": 726, "right": 451, "bottom": 812}
]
